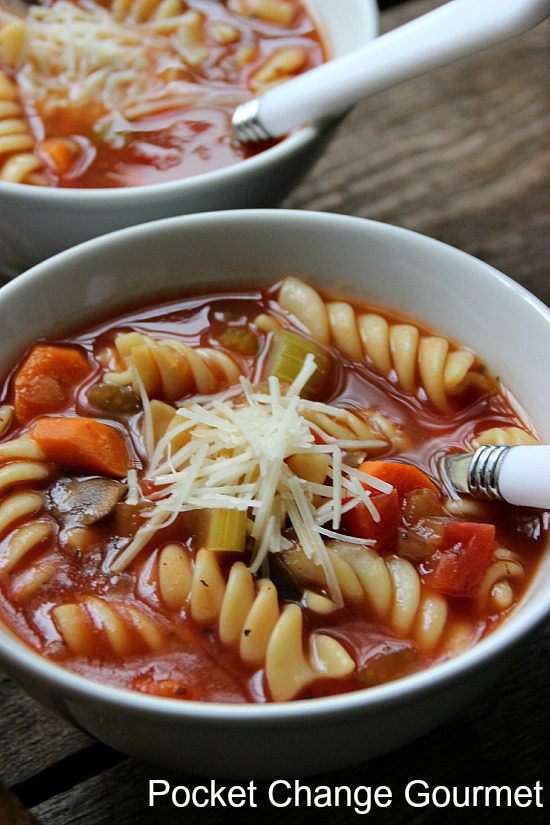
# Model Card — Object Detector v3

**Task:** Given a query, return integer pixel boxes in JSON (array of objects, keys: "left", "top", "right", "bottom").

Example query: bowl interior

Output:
[{"left": 0, "top": 209, "right": 548, "bottom": 716}]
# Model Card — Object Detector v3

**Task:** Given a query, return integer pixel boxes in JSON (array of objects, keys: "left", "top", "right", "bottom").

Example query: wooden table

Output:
[{"left": 1, "top": 1, "right": 549, "bottom": 822}]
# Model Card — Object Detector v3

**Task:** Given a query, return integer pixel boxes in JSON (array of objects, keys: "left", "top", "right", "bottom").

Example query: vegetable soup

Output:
[
  {"left": 0, "top": 0, "right": 325, "bottom": 187},
  {"left": 0, "top": 277, "right": 545, "bottom": 702}
]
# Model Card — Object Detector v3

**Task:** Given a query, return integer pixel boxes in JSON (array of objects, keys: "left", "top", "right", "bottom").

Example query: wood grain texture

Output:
[
  {"left": 1, "top": 0, "right": 549, "bottom": 822},
  {"left": 285, "top": 0, "right": 550, "bottom": 304},
  {"left": 0, "top": 671, "right": 92, "bottom": 787}
]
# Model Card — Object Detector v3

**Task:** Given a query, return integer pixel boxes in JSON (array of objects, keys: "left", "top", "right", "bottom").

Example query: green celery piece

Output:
[
  {"left": 202, "top": 508, "right": 248, "bottom": 552},
  {"left": 266, "top": 330, "right": 331, "bottom": 399}
]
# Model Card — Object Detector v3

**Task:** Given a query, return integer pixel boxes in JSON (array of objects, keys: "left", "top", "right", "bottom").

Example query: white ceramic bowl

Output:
[
  {"left": 0, "top": 210, "right": 549, "bottom": 778},
  {"left": 0, "top": 0, "right": 378, "bottom": 278}
]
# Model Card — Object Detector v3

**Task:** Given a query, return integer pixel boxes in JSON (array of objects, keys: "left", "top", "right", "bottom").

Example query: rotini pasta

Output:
[
  {"left": 277, "top": 276, "right": 494, "bottom": 412},
  {"left": 0, "top": 435, "right": 52, "bottom": 494},
  {"left": 141, "top": 544, "right": 354, "bottom": 700},
  {"left": 105, "top": 332, "right": 241, "bottom": 401},
  {"left": 283, "top": 542, "right": 449, "bottom": 651},
  {"left": 301, "top": 406, "right": 403, "bottom": 454},
  {"left": 0, "top": 405, "right": 13, "bottom": 437},
  {"left": 52, "top": 597, "right": 167, "bottom": 657},
  {"left": 0, "top": 0, "right": 322, "bottom": 187},
  {"left": 474, "top": 426, "right": 539, "bottom": 447},
  {"left": 235, "top": 0, "right": 297, "bottom": 26},
  {"left": 0, "top": 70, "right": 46, "bottom": 185},
  {"left": 250, "top": 46, "right": 308, "bottom": 92},
  {"left": 477, "top": 548, "right": 524, "bottom": 612},
  {"left": 0, "top": 281, "right": 542, "bottom": 703},
  {"left": 0, "top": 487, "right": 57, "bottom": 601},
  {"left": 105, "top": 331, "right": 243, "bottom": 401},
  {"left": 106, "top": 0, "right": 187, "bottom": 24}
]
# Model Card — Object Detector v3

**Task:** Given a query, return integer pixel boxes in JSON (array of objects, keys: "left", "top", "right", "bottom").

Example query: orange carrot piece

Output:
[
  {"left": 13, "top": 344, "right": 92, "bottom": 424},
  {"left": 358, "top": 460, "right": 437, "bottom": 498},
  {"left": 40, "top": 138, "right": 79, "bottom": 176},
  {"left": 31, "top": 417, "right": 130, "bottom": 478}
]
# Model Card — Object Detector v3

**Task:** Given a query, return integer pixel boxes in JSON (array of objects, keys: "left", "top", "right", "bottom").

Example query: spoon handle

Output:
[
  {"left": 233, "top": 0, "right": 550, "bottom": 142},
  {"left": 444, "top": 445, "right": 550, "bottom": 509}
]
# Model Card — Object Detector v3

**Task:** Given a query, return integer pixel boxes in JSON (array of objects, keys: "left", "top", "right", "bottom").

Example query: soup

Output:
[
  {"left": 0, "top": 277, "right": 544, "bottom": 703},
  {"left": 0, "top": 0, "right": 325, "bottom": 187}
]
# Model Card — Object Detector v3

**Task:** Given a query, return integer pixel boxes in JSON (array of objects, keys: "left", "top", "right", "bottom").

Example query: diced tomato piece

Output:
[
  {"left": 429, "top": 522, "right": 495, "bottom": 598},
  {"left": 358, "top": 460, "right": 437, "bottom": 499},
  {"left": 132, "top": 675, "right": 192, "bottom": 699},
  {"left": 13, "top": 344, "right": 92, "bottom": 424},
  {"left": 342, "top": 489, "right": 401, "bottom": 551}
]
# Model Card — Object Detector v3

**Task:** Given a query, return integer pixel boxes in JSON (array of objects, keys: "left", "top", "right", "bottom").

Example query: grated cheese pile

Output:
[
  {"left": 110, "top": 356, "right": 393, "bottom": 608},
  {"left": 1, "top": 1, "right": 247, "bottom": 146}
]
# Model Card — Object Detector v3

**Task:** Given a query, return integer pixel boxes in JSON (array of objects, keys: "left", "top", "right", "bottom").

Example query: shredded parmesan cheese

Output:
[{"left": 110, "top": 360, "right": 394, "bottom": 607}]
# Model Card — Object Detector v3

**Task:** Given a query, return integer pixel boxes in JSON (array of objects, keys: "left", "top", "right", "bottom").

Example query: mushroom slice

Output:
[{"left": 47, "top": 478, "right": 127, "bottom": 526}]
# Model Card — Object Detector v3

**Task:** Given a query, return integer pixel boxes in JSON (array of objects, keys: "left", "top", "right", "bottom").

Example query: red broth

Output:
[
  {"left": 0, "top": 0, "right": 325, "bottom": 187},
  {"left": 0, "top": 281, "right": 545, "bottom": 703}
]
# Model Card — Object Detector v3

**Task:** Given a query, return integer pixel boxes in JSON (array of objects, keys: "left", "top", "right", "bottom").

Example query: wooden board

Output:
[{"left": 286, "top": 0, "right": 550, "bottom": 304}]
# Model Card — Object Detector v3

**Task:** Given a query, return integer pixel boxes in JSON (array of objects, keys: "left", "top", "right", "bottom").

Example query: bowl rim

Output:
[
  {"left": 0, "top": 0, "right": 379, "bottom": 201},
  {"left": 0, "top": 208, "right": 549, "bottom": 724}
]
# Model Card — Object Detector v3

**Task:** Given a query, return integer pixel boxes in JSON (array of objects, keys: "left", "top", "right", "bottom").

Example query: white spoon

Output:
[
  {"left": 233, "top": 0, "right": 550, "bottom": 142},
  {"left": 444, "top": 446, "right": 550, "bottom": 509}
]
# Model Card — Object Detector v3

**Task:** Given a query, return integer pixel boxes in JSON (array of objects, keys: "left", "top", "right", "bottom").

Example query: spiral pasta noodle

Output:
[
  {"left": 0, "top": 405, "right": 13, "bottom": 437},
  {"left": 477, "top": 548, "right": 524, "bottom": 613},
  {"left": 105, "top": 331, "right": 243, "bottom": 402},
  {"left": 0, "top": 434, "right": 57, "bottom": 599},
  {"left": 277, "top": 277, "right": 493, "bottom": 412},
  {"left": 0, "top": 484, "right": 58, "bottom": 601},
  {"left": 0, "top": 434, "right": 52, "bottom": 493},
  {"left": 235, "top": 0, "right": 296, "bottom": 24},
  {"left": 141, "top": 544, "right": 354, "bottom": 701},
  {"left": 0, "top": 70, "right": 46, "bottom": 185},
  {"left": 1, "top": 519, "right": 57, "bottom": 601},
  {"left": 52, "top": 596, "right": 167, "bottom": 657},
  {"left": 284, "top": 542, "right": 449, "bottom": 651},
  {"left": 474, "top": 426, "right": 539, "bottom": 447},
  {"left": 106, "top": 0, "right": 187, "bottom": 23},
  {"left": 301, "top": 406, "right": 403, "bottom": 453}
]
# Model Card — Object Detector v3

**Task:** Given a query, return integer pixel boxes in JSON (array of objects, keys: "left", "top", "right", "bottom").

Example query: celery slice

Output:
[
  {"left": 199, "top": 508, "right": 248, "bottom": 552},
  {"left": 215, "top": 328, "right": 259, "bottom": 356},
  {"left": 265, "top": 329, "right": 331, "bottom": 399}
]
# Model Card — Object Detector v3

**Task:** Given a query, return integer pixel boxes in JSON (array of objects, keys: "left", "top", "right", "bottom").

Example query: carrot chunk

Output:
[
  {"left": 40, "top": 137, "right": 79, "bottom": 176},
  {"left": 13, "top": 344, "right": 91, "bottom": 424},
  {"left": 31, "top": 417, "right": 129, "bottom": 478},
  {"left": 357, "top": 460, "right": 437, "bottom": 499}
]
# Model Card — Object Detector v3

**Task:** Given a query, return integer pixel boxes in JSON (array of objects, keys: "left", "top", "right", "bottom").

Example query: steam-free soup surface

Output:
[
  {"left": 0, "top": 0, "right": 325, "bottom": 187},
  {"left": 0, "top": 279, "right": 545, "bottom": 702}
]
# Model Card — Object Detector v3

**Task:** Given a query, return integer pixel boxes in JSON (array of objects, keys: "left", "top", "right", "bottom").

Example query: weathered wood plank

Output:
[
  {"left": 0, "top": 671, "right": 92, "bottom": 787},
  {"left": 286, "top": 0, "right": 550, "bottom": 303}
]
